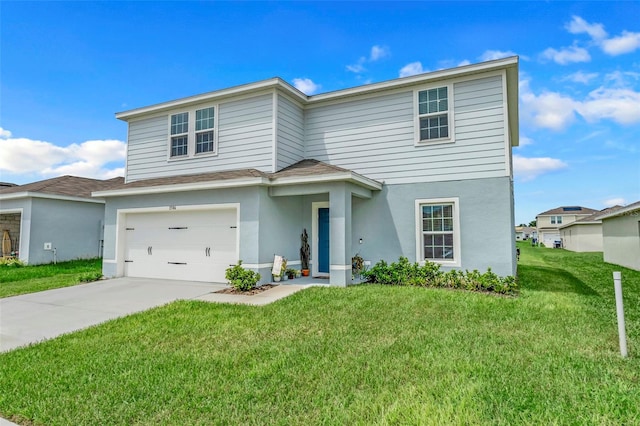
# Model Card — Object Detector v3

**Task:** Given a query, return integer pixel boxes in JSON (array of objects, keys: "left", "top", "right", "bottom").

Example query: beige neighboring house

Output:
[
  {"left": 559, "top": 206, "right": 623, "bottom": 252},
  {"left": 536, "top": 206, "right": 599, "bottom": 248},
  {"left": 598, "top": 201, "right": 640, "bottom": 271}
]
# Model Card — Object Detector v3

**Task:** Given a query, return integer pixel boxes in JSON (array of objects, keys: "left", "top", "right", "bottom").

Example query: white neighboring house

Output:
[
  {"left": 515, "top": 226, "right": 534, "bottom": 241},
  {"left": 599, "top": 201, "right": 640, "bottom": 271},
  {"left": 536, "top": 206, "right": 599, "bottom": 248},
  {"left": 559, "top": 206, "right": 622, "bottom": 252}
]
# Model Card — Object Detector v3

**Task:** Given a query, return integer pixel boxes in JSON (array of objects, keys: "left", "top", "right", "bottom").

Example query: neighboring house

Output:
[
  {"left": 515, "top": 226, "right": 535, "bottom": 241},
  {"left": 94, "top": 57, "right": 520, "bottom": 286},
  {"left": 599, "top": 201, "right": 640, "bottom": 271},
  {"left": 0, "top": 176, "right": 123, "bottom": 264},
  {"left": 536, "top": 206, "right": 599, "bottom": 248},
  {"left": 559, "top": 206, "right": 623, "bottom": 252}
]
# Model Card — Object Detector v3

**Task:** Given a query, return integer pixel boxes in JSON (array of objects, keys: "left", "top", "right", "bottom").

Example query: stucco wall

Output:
[
  {"left": 603, "top": 213, "right": 640, "bottom": 271},
  {"left": 561, "top": 223, "right": 603, "bottom": 252}
]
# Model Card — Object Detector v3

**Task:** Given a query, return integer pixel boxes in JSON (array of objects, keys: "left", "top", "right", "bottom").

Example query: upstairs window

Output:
[
  {"left": 551, "top": 216, "right": 563, "bottom": 225},
  {"left": 170, "top": 112, "right": 189, "bottom": 157},
  {"left": 417, "top": 86, "right": 450, "bottom": 142},
  {"left": 167, "top": 106, "right": 217, "bottom": 159},
  {"left": 195, "top": 107, "right": 215, "bottom": 154}
]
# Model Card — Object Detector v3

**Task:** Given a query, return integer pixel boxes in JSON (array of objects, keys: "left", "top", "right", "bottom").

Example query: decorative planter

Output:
[
  {"left": 273, "top": 275, "right": 281, "bottom": 282},
  {"left": 301, "top": 269, "right": 310, "bottom": 276}
]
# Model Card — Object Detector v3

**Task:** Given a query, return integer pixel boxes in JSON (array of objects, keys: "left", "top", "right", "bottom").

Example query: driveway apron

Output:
[{"left": 0, "top": 278, "right": 226, "bottom": 352}]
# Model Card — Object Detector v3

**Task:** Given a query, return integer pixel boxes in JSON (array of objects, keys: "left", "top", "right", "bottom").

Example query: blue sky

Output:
[{"left": 1, "top": 1, "right": 639, "bottom": 224}]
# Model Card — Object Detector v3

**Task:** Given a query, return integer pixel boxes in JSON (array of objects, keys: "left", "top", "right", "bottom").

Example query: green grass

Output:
[
  {"left": 0, "top": 245, "right": 639, "bottom": 424},
  {"left": 0, "top": 258, "right": 102, "bottom": 298}
]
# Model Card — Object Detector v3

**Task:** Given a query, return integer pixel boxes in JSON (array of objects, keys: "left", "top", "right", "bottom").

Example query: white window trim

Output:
[
  {"left": 167, "top": 105, "right": 219, "bottom": 161},
  {"left": 415, "top": 197, "right": 461, "bottom": 267},
  {"left": 413, "top": 83, "right": 455, "bottom": 146}
]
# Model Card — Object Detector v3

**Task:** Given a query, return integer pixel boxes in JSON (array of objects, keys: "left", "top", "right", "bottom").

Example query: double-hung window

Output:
[
  {"left": 417, "top": 86, "right": 450, "bottom": 143},
  {"left": 170, "top": 112, "right": 189, "bottom": 157},
  {"left": 168, "top": 106, "right": 217, "bottom": 159},
  {"left": 551, "top": 216, "right": 562, "bottom": 225},
  {"left": 416, "top": 198, "right": 460, "bottom": 266},
  {"left": 195, "top": 107, "right": 215, "bottom": 154}
]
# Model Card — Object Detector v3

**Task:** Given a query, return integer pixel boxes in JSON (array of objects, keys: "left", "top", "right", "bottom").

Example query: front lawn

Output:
[
  {"left": 0, "top": 258, "right": 102, "bottom": 298},
  {"left": 0, "top": 245, "right": 638, "bottom": 424}
]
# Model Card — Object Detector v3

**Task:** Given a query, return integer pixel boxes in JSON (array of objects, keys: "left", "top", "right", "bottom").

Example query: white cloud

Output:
[
  {"left": 565, "top": 16, "right": 640, "bottom": 56},
  {"left": 577, "top": 87, "right": 640, "bottom": 125},
  {"left": 479, "top": 50, "right": 518, "bottom": 61},
  {"left": 518, "top": 135, "right": 534, "bottom": 148},
  {"left": 604, "top": 198, "right": 626, "bottom": 207},
  {"left": 293, "top": 78, "right": 320, "bottom": 95},
  {"left": 563, "top": 71, "right": 599, "bottom": 84},
  {"left": 513, "top": 155, "right": 568, "bottom": 181},
  {"left": 541, "top": 45, "right": 590, "bottom": 65},
  {"left": 605, "top": 71, "right": 640, "bottom": 87},
  {"left": 457, "top": 59, "right": 471, "bottom": 66},
  {"left": 399, "top": 61, "right": 425, "bottom": 78},
  {"left": 370, "top": 45, "right": 389, "bottom": 61},
  {"left": 0, "top": 130, "right": 125, "bottom": 181},
  {"left": 566, "top": 16, "right": 607, "bottom": 40},
  {"left": 601, "top": 31, "right": 640, "bottom": 55},
  {"left": 520, "top": 79, "right": 578, "bottom": 131},
  {"left": 346, "top": 61, "right": 366, "bottom": 73}
]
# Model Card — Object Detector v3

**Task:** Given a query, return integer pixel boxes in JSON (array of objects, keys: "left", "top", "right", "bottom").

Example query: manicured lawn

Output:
[
  {"left": 0, "top": 258, "right": 102, "bottom": 298},
  {"left": 0, "top": 245, "right": 638, "bottom": 424}
]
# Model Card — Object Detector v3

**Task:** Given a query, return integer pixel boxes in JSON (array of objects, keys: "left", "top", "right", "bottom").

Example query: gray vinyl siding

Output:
[
  {"left": 126, "top": 94, "right": 274, "bottom": 182},
  {"left": 276, "top": 94, "right": 305, "bottom": 170},
  {"left": 305, "top": 74, "right": 507, "bottom": 184}
]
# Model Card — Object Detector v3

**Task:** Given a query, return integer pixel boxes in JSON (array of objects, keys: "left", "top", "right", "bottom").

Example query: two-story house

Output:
[
  {"left": 536, "top": 206, "right": 599, "bottom": 248},
  {"left": 94, "top": 57, "right": 519, "bottom": 286}
]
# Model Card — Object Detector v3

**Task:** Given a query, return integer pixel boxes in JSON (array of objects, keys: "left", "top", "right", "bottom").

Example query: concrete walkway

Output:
[{"left": 0, "top": 278, "right": 314, "bottom": 353}]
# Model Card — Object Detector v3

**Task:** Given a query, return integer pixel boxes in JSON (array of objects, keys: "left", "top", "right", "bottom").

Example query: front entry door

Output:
[{"left": 318, "top": 207, "right": 330, "bottom": 274}]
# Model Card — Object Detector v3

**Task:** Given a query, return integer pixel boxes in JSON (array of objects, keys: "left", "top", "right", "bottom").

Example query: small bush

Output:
[
  {"left": 78, "top": 272, "right": 103, "bottom": 283},
  {"left": 363, "top": 257, "right": 517, "bottom": 295},
  {"left": 0, "top": 257, "right": 25, "bottom": 267},
  {"left": 225, "top": 261, "right": 261, "bottom": 291}
]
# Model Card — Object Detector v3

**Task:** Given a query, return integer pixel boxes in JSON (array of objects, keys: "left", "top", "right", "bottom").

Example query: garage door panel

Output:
[{"left": 122, "top": 208, "right": 238, "bottom": 283}]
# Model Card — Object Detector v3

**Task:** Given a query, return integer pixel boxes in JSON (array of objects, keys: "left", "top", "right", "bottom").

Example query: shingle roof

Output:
[
  {"left": 0, "top": 176, "right": 124, "bottom": 199},
  {"left": 96, "top": 159, "right": 376, "bottom": 193},
  {"left": 537, "top": 206, "right": 599, "bottom": 216},
  {"left": 597, "top": 200, "right": 640, "bottom": 220},
  {"left": 559, "top": 206, "right": 625, "bottom": 227}
]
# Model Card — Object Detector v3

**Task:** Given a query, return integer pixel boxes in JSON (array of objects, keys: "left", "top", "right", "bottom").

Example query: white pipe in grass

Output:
[{"left": 613, "top": 271, "right": 627, "bottom": 358}]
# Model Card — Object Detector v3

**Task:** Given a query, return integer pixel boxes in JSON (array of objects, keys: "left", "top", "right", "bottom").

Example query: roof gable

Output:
[{"left": 537, "top": 206, "right": 600, "bottom": 216}]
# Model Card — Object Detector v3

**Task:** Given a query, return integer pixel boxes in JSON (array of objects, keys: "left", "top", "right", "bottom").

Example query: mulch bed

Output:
[{"left": 214, "top": 284, "right": 278, "bottom": 296}]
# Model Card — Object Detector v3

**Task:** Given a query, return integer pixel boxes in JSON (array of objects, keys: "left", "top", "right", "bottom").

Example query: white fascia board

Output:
[
  {"left": 0, "top": 192, "right": 105, "bottom": 204},
  {"left": 116, "top": 78, "right": 308, "bottom": 121},
  {"left": 92, "top": 177, "right": 269, "bottom": 198},
  {"left": 309, "top": 56, "right": 519, "bottom": 103},
  {"left": 598, "top": 203, "right": 640, "bottom": 220},
  {"left": 270, "top": 172, "right": 383, "bottom": 191}
]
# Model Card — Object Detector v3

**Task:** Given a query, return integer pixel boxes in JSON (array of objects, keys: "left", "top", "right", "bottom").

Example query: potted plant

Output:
[
  {"left": 300, "top": 228, "right": 310, "bottom": 276},
  {"left": 295, "top": 269, "right": 301, "bottom": 278},
  {"left": 286, "top": 268, "right": 296, "bottom": 280},
  {"left": 352, "top": 253, "right": 364, "bottom": 279},
  {"left": 281, "top": 258, "right": 288, "bottom": 281}
]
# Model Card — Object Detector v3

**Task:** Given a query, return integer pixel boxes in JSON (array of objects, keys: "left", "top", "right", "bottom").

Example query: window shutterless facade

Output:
[
  {"left": 550, "top": 216, "right": 562, "bottom": 225},
  {"left": 415, "top": 198, "right": 461, "bottom": 267},
  {"left": 416, "top": 86, "right": 452, "bottom": 144},
  {"left": 168, "top": 106, "right": 217, "bottom": 159}
]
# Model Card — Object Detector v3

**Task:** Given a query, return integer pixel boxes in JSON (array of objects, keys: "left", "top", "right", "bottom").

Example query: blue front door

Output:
[{"left": 318, "top": 208, "right": 330, "bottom": 274}]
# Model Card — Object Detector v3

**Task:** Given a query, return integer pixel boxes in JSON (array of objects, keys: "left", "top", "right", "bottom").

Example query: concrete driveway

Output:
[{"left": 0, "top": 277, "right": 227, "bottom": 352}]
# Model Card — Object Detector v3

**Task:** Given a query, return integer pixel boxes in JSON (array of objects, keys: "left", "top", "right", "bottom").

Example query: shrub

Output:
[
  {"left": 225, "top": 261, "right": 261, "bottom": 291},
  {"left": 79, "top": 272, "right": 103, "bottom": 283},
  {"left": 363, "top": 257, "right": 517, "bottom": 295},
  {"left": 0, "top": 257, "right": 25, "bottom": 267}
]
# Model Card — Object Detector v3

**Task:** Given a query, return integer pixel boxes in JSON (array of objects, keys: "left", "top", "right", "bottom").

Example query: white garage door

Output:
[{"left": 123, "top": 208, "right": 237, "bottom": 282}]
